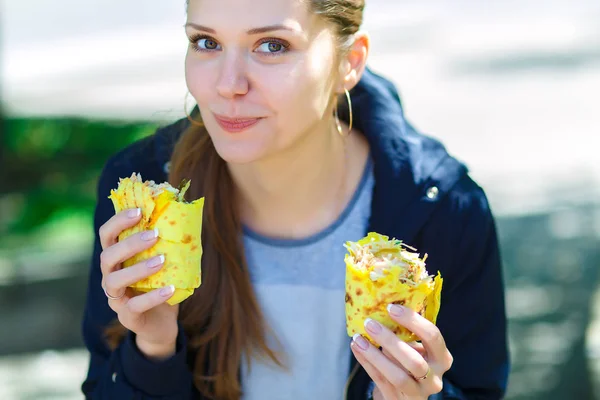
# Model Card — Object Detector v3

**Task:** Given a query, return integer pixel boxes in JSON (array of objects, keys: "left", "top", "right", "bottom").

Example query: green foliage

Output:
[{"left": 1, "top": 117, "right": 158, "bottom": 246}]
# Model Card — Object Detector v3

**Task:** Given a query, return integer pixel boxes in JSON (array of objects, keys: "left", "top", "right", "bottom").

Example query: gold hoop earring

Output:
[
  {"left": 334, "top": 88, "right": 353, "bottom": 136},
  {"left": 184, "top": 92, "right": 204, "bottom": 127}
]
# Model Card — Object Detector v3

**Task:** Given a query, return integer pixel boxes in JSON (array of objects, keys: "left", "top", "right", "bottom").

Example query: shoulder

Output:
[
  {"left": 418, "top": 172, "right": 498, "bottom": 282},
  {"left": 438, "top": 173, "right": 492, "bottom": 226},
  {"left": 397, "top": 124, "right": 492, "bottom": 234}
]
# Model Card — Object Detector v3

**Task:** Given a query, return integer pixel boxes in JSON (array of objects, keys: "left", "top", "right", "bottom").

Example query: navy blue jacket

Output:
[{"left": 81, "top": 68, "right": 509, "bottom": 399}]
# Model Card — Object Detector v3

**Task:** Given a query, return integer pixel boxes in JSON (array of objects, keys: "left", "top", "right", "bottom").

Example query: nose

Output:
[{"left": 216, "top": 51, "right": 249, "bottom": 99}]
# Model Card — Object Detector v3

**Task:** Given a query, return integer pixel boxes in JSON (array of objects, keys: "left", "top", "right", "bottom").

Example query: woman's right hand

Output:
[{"left": 99, "top": 208, "right": 180, "bottom": 360}]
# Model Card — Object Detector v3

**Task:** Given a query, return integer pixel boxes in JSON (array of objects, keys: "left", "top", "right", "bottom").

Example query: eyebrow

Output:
[{"left": 184, "top": 23, "right": 297, "bottom": 35}]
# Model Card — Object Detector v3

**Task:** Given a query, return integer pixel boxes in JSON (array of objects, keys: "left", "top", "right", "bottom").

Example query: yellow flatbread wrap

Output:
[
  {"left": 344, "top": 232, "right": 443, "bottom": 344},
  {"left": 108, "top": 173, "right": 204, "bottom": 305}
]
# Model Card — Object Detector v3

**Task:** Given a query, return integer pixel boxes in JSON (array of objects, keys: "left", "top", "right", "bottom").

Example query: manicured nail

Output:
[
  {"left": 352, "top": 334, "right": 370, "bottom": 351},
  {"left": 364, "top": 318, "right": 382, "bottom": 334},
  {"left": 127, "top": 208, "right": 141, "bottom": 218},
  {"left": 388, "top": 304, "right": 404, "bottom": 316},
  {"left": 147, "top": 255, "right": 165, "bottom": 269},
  {"left": 160, "top": 285, "right": 175, "bottom": 297},
  {"left": 141, "top": 228, "right": 159, "bottom": 241}
]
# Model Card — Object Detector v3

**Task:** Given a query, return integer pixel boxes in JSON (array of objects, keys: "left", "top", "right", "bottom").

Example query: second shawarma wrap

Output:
[{"left": 344, "top": 232, "right": 443, "bottom": 344}]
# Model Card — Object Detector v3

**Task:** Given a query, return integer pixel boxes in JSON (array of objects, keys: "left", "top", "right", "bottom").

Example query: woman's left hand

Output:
[{"left": 350, "top": 304, "right": 453, "bottom": 400}]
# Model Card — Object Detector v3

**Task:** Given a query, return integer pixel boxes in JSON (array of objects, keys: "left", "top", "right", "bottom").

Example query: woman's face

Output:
[{"left": 185, "top": 0, "right": 341, "bottom": 164}]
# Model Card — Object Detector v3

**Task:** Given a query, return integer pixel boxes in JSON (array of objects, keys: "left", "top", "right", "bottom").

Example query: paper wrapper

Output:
[
  {"left": 109, "top": 173, "right": 204, "bottom": 305},
  {"left": 345, "top": 232, "right": 443, "bottom": 344}
]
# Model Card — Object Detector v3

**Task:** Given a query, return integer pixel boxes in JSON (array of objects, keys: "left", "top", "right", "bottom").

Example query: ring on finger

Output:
[
  {"left": 102, "top": 281, "right": 125, "bottom": 300},
  {"left": 412, "top": 366, "right": 430, "bottom": 381}
]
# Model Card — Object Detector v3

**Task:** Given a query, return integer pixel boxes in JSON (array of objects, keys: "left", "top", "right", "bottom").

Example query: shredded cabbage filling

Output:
[
  {"left": 344, "top": 237, "right": 433, "bottom": 286},
  {"left": 126, "top": 173, "right": 189, "bottom": 202}
]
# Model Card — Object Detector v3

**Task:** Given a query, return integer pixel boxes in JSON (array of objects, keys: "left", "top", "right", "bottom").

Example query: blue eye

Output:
[
  {"left": 255, "top": 40, "right": 289, "bottom": 55},
  {"left": 189, "top": 35, "right": 222, "bottom": 52},
  {"left": 197, "top": 38, "right": 221, "bottom": 50}
]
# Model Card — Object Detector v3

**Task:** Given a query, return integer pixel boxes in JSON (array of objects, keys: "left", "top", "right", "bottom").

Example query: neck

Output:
[{"left": 227, "top": 120, "right": 357, "bottom": 239}]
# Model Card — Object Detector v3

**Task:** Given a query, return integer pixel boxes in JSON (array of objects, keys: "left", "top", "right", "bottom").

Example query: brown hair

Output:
[{"left": 105, "top": 1, "right": 365, "bottom": 399}]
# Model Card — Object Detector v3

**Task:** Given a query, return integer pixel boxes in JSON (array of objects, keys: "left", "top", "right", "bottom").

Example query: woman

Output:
[{"left": 81, "top": 0, "right": 509, "bottom": 399}]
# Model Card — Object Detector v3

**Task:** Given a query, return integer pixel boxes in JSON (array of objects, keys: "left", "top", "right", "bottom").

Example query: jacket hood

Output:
[{"left": 349, "top": 67, "right": 468, "bottom": 239}]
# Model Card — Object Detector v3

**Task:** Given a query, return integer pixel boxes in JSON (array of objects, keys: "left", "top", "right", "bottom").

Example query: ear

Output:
[{"left": 337, "top": 31, "right": 370, "bottom": 93}]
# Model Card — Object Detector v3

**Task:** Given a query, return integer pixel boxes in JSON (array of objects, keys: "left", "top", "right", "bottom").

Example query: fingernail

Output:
[
  {"left": 127, "top": 208, "right": 141, "bottom": 218},
  {"left": 160, "top": 285, "right": 175, "bottom": 297},
  {"left": 146, "top": 255, "right": 165, "bottom": 269},
  {"left": 388, "top": 303, "right": 404, "bottom": 316},
  {"left": 141, "top": 228, "right": 159, "bottom": 241},
  {"left": 364, "top": 318, "right": 382, "bottom": 334},
  {"left": 352, "top": 334, "right": 370, "bottom": 351}
]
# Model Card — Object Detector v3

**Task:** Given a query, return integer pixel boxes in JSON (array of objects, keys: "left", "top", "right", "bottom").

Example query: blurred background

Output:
[{"left": 1, "top": 0, "right": 599, "bottom": 399}]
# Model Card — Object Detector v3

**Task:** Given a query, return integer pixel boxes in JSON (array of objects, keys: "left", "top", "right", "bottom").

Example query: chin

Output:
[
  {"left": 204, "top": 119, "right": 279, "bottom": 165},
  {"left": 211, "top": 138, "right": 268, "bottom": 165}
]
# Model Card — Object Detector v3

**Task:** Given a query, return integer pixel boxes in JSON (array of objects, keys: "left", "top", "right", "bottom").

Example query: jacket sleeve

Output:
[
  {"left": 426, "top": 176, "right": 510, "bottom": 399},
  {"left": 80, "top": 153, "right": 194, "bottom": 399}
]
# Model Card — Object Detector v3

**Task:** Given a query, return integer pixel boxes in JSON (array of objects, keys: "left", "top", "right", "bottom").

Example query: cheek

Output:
[
  {"left": 185, "top": 54, "right": 216, "bottom": 104},
  {"left": 264, "top": 56, "right": 335, "bottom": 125}
]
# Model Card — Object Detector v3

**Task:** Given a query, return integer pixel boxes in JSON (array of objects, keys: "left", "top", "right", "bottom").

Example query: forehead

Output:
[{"left": 187, "top": 0, "right": 320, "bottom": 32}]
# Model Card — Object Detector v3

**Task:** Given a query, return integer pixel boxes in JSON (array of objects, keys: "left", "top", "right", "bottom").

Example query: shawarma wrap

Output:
[
  {"left": 109, "top": 173, "right": 204, "bottom": 305},
  {"left": 344, "top": 232, "right": 443, "bottom": 344}
]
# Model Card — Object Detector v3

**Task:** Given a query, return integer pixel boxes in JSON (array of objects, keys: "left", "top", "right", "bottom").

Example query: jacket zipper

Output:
[{"left": 343, "top": 362, "right": 360, "bottom": 400}]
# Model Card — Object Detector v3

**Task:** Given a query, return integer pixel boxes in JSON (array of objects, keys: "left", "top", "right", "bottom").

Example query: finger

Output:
[
  {"left": 382, "top": 348, "right": 402, "bottom": 367},
  {"left": 351, "top": 342, "right": 397, "bottom": 400},
  {"left": 104, "top": 255, "right": 165, "bottom": 300},
  {"left": 365, "top": 318, "right": 429, "bottom": 380},
  {"left": 404, "top": 342, "right": 428, "bottom": 363},
  {"left": 100, "top": 228, "right": 159, "bottom": 276},
  {"left": 382, "top": 348, "right": 425, "bottom": 372},
  {"left": 124, "top": 285, "right": 176, "bottom": 315},
  {"left": 382, "top": 345, "right": 444, "bottom": 395},
  {"left": 387, "top": 304, "right": 452, "bottom": 369},
  {"left": 351, "top": 334, "right": 421, "bottom": 396},
  {"left": 99, "top": 208, "right": 142, "bottom": 249},
  {"left": 406, "top": 341, "right": 426, "bottom": 357},
  {"left": 106, "top": 287, "right": 135, "bottom": 312}
]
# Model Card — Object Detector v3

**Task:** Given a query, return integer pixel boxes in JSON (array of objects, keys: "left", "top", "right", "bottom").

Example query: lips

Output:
[{"left": 213, "top": 114, "right": 261, "bottom": 133}]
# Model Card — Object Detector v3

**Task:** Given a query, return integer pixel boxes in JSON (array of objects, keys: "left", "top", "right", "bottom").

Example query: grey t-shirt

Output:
[{"left": 240, "top": 158, "right": 374, "bottom": 400}]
